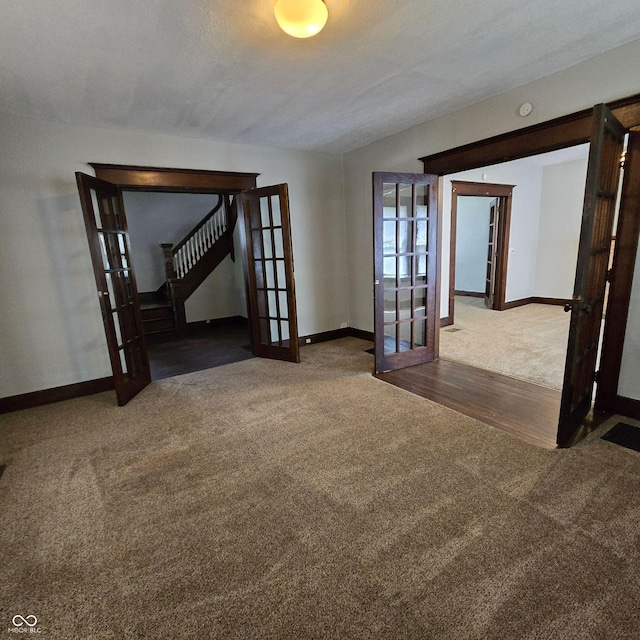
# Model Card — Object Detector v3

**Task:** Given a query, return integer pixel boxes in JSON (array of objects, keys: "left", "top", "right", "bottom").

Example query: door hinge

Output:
[
  {"left": 606, "top": 269, "right": 612, "bottom": 282},
  {"left": 594, "top": 370, "right": 600, "bottom": 382}
]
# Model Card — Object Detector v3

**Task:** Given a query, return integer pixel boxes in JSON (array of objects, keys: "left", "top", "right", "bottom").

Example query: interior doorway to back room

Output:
[{"left": 439, "top": 144, "right": 592, "bottom": 394}]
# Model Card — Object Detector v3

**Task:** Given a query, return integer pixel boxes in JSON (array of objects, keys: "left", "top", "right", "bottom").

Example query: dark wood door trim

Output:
[
  {"left": 448, "top": 181, "right": 514, "bottom": 324},
  {"left": 89, "top": 163, "right": 259, "bottom": 193},
  {"left": 420, "top": 94, "right": 640, "bottom": 444},
  {"left": 557, "top": 105, "right": 626, "bottom": 446},
  {"left": 419, "top": 93, "right": 640, "bottom": 175},
  {"left": 595, "top": 130, "right": 640, "bottom": 413}
]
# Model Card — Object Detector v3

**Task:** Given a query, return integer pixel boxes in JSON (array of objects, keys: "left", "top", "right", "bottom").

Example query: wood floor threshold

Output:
[{"left": 376, "top": 358, "right": 560, "bottom": 449}]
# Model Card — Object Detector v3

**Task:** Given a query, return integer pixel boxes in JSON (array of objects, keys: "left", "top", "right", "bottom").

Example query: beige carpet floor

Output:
[
  {"left": 1, "top": 338, "right": 638, "bottom": 639},
  {"left": 440, "top": 297, "right": 571, "bottom": 390}
]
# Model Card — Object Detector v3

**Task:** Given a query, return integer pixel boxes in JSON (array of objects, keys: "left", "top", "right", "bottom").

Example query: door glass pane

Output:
[
  {"left": 265, "top": 260, "right": 275, "bottom": 289},
  {"left": 105, "top": 273, "right": 116, "bottom": 309},
  {"left": 267, "top": 290, "right": 278, "bottom": 316},
  {"left": 117, "top": 233, "right": 129, "bottom": 268},
  {"left": 276, "top": 260, "right": 286, "bottom": 287},
  {"left": 399, "top": 322, "right": 412, "bottom": 351},
  {"left": 98, "top": 232, "right": 110, "bottom": 270},
  {"left": 399, "top": 183, "right": 413, "bottom": 215},
  {"left": 279, "top": 291, "right": 289, "bottom": 318},
  {"left": 399, "top": 289, "right": 412, "bottom": 321},
  {"left": 113, "top": 312, "right": 123, "bottom": 346},
  {"left": 270, "top": 319, "right": 280, "bottom": 344},
  {"left": 416, "top": 220, "right": 428, "bottom": 253},
  {"left": 413, "top": 319, "right": 427, "bottom": 347},
  {"left": 384, "top": 324, "right": 396, "bottom": 354},
  {"left": 383, "top": 220, "right": 397, "bottom": 254},
  {"left": 271, "top": 195, "right": 281, "bottom": 227},
  {"left": 260, "top": 197, "right": 271, "bottom": 227},
  {"left": 416, "top": 184, "right": 428, "bottom": 218},
  {"left": 119, "top": 348, "right": 129, "bottom": 376},
  {"left": 414, "top": 287, "right": 427, "bottom": 317},
  {"left": 90, "top": 190, "right": 102, "bottom": 229},
  {"left": 383, "top": 257, "right": 395, "bottom": 279},
  {"left": 280, "top": 320, "right": 290, "bottom": 342},
  {"left": 383, "top": 184, "right": 396, "bottom": 214},
  {"left": 384, "top": 290, "right": 396, "bottom": 322},
  {"left": 262, "top": 230, "right": 273, "bottom": 258},
  {"left": 273, "top": 228, "right": 284, "bottom": 259}
]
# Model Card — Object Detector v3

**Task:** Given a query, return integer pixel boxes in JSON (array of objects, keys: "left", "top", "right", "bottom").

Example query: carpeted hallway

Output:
[
  {"left": 440, "top": 296, "right": 571, "bottom": 390},
  {"left": 1, "top": 338, "right": 638, "bottom": 639}
]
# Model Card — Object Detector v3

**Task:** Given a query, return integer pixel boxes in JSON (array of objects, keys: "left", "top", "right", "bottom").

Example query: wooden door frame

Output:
[
  {"left": 595, "top": 130, "right": 640, "bottom": 415},
  {"left": 420, "top": 92, "right": 640, "bottom": 424},
  {"left": 446, "top": 181, "right": 514, "bottom": 325},
  {"left": 86, "top": 164, "right": 260, "bottom": 374}
]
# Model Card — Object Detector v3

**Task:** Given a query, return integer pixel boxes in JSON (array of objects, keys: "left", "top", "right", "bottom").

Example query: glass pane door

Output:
[
  {"left": 239, "top": 184, "right": 300, "bottom": 363},
  {"left": 374, "top": 173, "right": 438, "bottom": 373},
  {"left": 76, "top": 173, "right": 150, "bottom": 405}
]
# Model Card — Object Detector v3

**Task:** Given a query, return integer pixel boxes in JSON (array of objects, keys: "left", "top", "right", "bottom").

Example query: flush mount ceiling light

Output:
[{"left": 274, "top": 0, "right": 328, "bottom": 38}]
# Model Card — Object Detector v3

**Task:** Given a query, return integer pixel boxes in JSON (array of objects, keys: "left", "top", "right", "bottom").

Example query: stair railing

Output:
[{"left": 162, "top": 196, "right": 227, "bottom": 281}]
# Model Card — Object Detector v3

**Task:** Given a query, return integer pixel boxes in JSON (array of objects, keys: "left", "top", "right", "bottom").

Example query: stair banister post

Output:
[{"left": 161, "top": 243, "right": 177, "bottom": 280}]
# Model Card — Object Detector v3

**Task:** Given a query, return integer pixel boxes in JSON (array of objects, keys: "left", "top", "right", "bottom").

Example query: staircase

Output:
[{"left": 139, "top": 195, "right": 237, "bottom": 343}]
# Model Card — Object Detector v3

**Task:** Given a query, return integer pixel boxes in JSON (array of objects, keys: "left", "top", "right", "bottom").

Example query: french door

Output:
[
  {"left": 557, "top": 104, "right": 626, "bottom": 446},
  {"left": 76, "top": 173, "right": 151, "bottom": 405},
  {"left": 238, "top": 184, "right": 300, "bottom": 363},
  {"left": 373, "top": 172, "right": 439, "bottom": 373},
  {"left": 485, "top": 199, "right": 499, "bottom": 309}
]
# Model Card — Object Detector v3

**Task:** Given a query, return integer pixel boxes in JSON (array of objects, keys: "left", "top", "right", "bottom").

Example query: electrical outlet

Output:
[
  {"left": 305, "top": 338, "right": 311, "bottom": 344},
  {"left": 340, "top": 322, "right": 348, "bottom": 329}
]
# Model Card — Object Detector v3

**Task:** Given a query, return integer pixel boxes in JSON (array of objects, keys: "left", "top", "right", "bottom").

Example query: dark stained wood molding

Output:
[
  {"left": 419, "top": 93, "right": 640, "bottom": 175},
  {"left": 613, "top": 395, "right": 640, "bottom": 420},
  {"left": 348, "top": 327, "right": 374, "bottom": 341},
  {"left": 454, "top": 290, "right": 484, "bottom": 297},
  {"left": 0, "top": 377, "right": 115, "bottom": 414},
  {"left": 299, "top": 328, "right": 350, "bottom": 346},
  {"left": 596, "top": 131, "right": 640, "bottom": 414},
  {"left": 532, "top": 297, "right": 574, "bottom": 306},
  {"left": 89, "top": 163, "right": 259, "bottom": 193},
  {"left": 502, "top": 296, "right": 573, "bottom": 310},
  {"left": 449, "top": 181, "right": 513, "bottom": 319},
  {"left": 298, "top": 326, "right": 376, "bottom": 346}
]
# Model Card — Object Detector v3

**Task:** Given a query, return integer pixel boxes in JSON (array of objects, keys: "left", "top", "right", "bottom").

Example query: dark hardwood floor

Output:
[
  {"left": 376, "top": 358, "right": 560, "bottom": 448},
  {"left": 147, "top": 317, "right": 254, "bottom": 380}
]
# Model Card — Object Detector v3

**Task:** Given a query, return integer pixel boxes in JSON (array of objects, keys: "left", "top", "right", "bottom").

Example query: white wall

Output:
[
  {"left": 535, "top": 158, "right": 589, "bottom": 298},
  {"left": 0, "top": 115, "right": 348, "bottom": 398},
  {"left": 343, "top": 39, "right": 640, "bottom": 400},
  {"left": 455, "top": 197, "right": 491, "bottom": 293}
]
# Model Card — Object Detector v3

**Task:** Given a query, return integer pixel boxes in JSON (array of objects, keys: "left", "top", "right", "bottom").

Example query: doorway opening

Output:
[
  {"left": 77, "top": 164, "right": 300, "bottom": 406},
  {"left": 376, "top": 101, "right": 638, "bottom": 448},
  {"left": 122, "top": 189, "right": 253, "bottom": 380},
  {"left": 446, "top": 181, "right": 514, "bottom": 324}
]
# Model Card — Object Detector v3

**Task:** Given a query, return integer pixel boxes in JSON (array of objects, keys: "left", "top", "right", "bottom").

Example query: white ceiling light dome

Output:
[{"left": 274, "top": 0, "right": 329, "bottom": 38}]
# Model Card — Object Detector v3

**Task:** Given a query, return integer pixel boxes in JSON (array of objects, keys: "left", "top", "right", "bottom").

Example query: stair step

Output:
[
  {"left": 143, "top": 316, "right": 175, "bottom": 331},
  {"left": 141, "top": 306, "right": 174, "bottom": 321}
]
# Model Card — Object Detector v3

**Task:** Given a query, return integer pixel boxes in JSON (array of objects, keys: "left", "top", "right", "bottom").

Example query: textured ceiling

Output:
[{"left": 2, "top": 0, "right": 640, "bottom": 153}]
